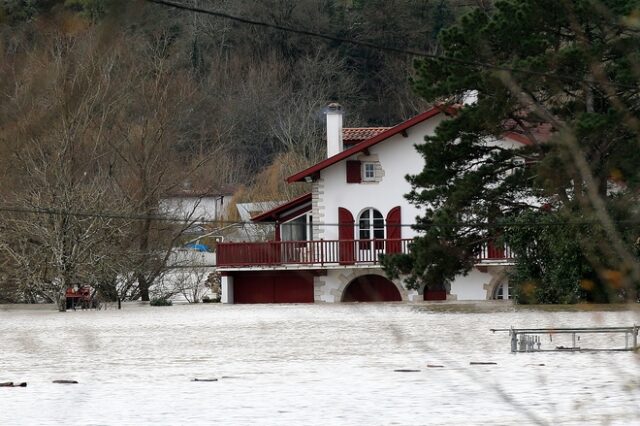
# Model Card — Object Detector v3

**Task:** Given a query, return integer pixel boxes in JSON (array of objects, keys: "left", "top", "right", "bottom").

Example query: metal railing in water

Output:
[{"left": 491, "top": 326, "right": 639, "bottom": 353}]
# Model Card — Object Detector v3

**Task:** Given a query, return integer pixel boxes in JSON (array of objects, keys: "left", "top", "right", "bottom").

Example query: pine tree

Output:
[{"left": 383, "top": 0, "right": 640, "bottom": 303}]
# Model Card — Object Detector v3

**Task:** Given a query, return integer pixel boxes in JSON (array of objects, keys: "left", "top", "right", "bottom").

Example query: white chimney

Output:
[{"left": 325, "top": 103, "right": 343, "bottom": 158}]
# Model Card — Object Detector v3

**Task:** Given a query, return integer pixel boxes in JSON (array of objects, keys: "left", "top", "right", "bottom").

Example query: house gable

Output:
[
  {"left": 286, "top": 105, "right": 455, "bottom": 183},
  {"left": 316, "top": 115, "right": 447, "bottom": 242}
]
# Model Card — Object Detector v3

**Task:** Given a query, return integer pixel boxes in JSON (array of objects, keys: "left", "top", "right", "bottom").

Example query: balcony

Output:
[
  {"left": 476, "top": 241, "right": 514, "bottom": 264},
  {"left": 216, "top": 239, "right": 514, "bottom": 268}
]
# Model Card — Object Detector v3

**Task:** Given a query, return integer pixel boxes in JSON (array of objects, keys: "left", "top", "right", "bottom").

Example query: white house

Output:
[
  {"left": 160, "top": 185, "right": 236, "bottom": 226},
  {"left": 215, "top": 104, "right": 526, "bottom": 303}
]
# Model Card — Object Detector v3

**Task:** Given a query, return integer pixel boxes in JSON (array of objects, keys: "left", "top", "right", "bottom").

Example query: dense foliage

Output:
[{"left": 383, "top": 0, "right": 640, "bottom": 303}]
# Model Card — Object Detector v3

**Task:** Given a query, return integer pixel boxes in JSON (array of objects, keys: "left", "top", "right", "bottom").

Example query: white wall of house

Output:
[
  {"left": 316, "top": 117, "right": 443, "bottom": 241},
  {"left": 310, "top": 266, "right": 498, "bottom": 302},
  {"left": 221, "top": 275, "right": 234, "bottom": 304},
  {"left": 307, "top": 112, "right": 518, "bottom": 302},
  {"left": 449, "top": 268, "right": 492, "bottom": 300}
]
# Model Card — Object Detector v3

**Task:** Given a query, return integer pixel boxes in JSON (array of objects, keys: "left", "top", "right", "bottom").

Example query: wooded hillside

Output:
[
  {"left": 0, "top": 0, "right": 476, "bottom": 304},
  {"left": 1, "top": 0, "right": 474, "bottom": 186}
]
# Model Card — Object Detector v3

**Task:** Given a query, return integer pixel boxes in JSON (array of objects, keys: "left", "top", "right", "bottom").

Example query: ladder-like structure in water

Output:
[{"left": 491, "top": 326, "right": 639, "bottom": 353}]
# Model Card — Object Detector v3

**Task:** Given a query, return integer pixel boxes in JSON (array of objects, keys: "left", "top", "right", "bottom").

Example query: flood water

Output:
[{"left": 1, "top": 303, "right": 639, "bottom": 425}]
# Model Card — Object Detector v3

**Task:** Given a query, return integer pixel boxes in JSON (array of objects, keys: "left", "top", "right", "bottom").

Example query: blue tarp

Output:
[{"left": 185, "top": 243, "right": 210, "bottom": 252}]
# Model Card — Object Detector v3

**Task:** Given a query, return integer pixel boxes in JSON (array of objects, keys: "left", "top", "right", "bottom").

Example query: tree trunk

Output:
[
  {"left": 58, "top": 290, "right": 67, "bottom": 312},
  {"left": 138, "top": 273, "right": 150, "bottom": 301},
  {"left": 136, "top": 207, "right": 153, "bottom": 301}
]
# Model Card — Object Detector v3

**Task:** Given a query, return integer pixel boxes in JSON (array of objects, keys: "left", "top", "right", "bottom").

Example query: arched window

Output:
[
  {"left": 359, "top": 208, "right": 384, "bottom": 240},
  {"left": 493, "top": 281, "right": 513, "bottom": 300},
  {"left": 358, "top": 208, "right": 384, "bottom": 251}
]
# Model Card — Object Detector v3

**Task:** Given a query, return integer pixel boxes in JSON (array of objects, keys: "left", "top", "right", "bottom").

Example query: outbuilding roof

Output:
[{"left": 250, "top": 192, "right": 312, "bottom": 222}]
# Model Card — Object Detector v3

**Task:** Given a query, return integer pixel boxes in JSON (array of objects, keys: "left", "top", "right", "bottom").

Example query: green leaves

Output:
[
  {"left": 384, "top": 0, "right": 640, "bottom": 301},
  {"left": 505, "top": 210, "right": 638, "bottom": 303}
]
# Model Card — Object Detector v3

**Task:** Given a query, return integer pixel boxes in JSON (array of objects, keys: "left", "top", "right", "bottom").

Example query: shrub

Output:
[{"left": 150, "top": 297, "right": 172, "bottom": 306}]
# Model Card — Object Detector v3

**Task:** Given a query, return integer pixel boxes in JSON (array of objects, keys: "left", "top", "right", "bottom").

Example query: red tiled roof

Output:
[{"left": 343, "top": 127, "right": 390, "bottom": 144}]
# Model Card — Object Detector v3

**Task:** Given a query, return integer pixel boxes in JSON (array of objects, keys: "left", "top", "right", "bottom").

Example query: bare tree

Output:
[
  {"left": 0, "top": 32, "right": 130, "bottom": 310},
  {"left": 106, "top": 35, "right": 218, "bottom": 301}
]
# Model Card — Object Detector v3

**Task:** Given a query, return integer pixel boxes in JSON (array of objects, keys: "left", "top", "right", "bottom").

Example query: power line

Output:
[
  {"left": 144, "top": 0, "right": 638, "bottom": 91},
  {"left": 1, "top": 205, "right": 639, "bottom": 228}
]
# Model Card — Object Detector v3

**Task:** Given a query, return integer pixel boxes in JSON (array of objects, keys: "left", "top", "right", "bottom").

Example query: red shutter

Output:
[
  {"left": 386, "top": 206, "right": 402, "bottom": 253},
  {"left": 338, "top": 207, "right": 355, "bottom": 264},
  {"left": 346, "top": 161, "right": 361, "bottom": 183}
]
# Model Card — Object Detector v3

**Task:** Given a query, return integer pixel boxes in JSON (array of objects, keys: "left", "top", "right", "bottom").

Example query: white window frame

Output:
[
  {"left": 362, "top": 162, "right": 376, "bottom": 181},
  {"left": 281, "top": 212, "right": 313, "bottom": 241},
  {"left": 358, "top": 208, "right": 385, "bottom": 241},
  {"left": 494, "top": 282, "right": 513, "bottom": 300}
]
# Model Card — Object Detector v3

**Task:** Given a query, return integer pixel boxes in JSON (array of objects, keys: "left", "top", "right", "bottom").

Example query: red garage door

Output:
[
  {"left": 423, "top": 283, "right": 447, "bottom": 301},
  {"left": 233, "top": 271, "right": 314, "bottom": 304}
]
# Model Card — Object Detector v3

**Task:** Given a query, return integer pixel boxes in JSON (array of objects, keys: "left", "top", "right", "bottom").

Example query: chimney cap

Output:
[{"left": 326, "top": 102, "right": 343, "bottom": 112}]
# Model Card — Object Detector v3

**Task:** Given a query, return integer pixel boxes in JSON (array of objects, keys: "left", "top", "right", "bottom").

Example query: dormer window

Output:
[{"left": 363, "top": 162, "right": 376, "bottom": 181}]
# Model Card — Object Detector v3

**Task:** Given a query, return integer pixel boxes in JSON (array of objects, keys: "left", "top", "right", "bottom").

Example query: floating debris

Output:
[{"left": 0, "top": 382, "right": 27, "bottom": 387}]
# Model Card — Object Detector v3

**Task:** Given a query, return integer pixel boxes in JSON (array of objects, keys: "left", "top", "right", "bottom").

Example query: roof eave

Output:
[
  {"left": 250, "top": 193, "right": 312, "bottom": 222},
  {"left": 286, "top": 105, "right": 457, "bottom": 183}
]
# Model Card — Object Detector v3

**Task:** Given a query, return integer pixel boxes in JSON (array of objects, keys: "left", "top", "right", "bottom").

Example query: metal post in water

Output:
[{"left": 493, "top": 325, "right": 638, "bottom": 353}]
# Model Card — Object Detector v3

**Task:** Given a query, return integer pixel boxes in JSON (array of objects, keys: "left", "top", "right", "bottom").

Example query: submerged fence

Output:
[{"left": 491, "top": 326, "right": 639, "bottom": 353}]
